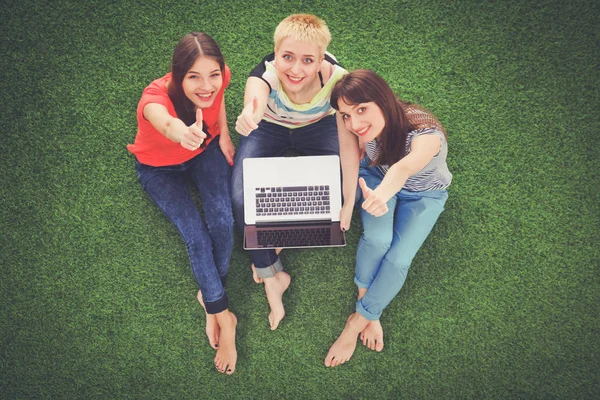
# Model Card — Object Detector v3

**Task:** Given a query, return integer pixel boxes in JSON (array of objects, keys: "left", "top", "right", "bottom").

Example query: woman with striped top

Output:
[{"left": 324, "top": 70, "right": 452, "bottom": 367}]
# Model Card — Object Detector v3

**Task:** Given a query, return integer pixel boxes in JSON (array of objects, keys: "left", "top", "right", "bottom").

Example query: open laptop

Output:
[{"left": 243, "top": 155, "right": 346, "bottom": 249}]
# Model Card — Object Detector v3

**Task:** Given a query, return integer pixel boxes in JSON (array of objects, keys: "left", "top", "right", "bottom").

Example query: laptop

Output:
[{"left": 243, "top": 155, "right": 346, "bottom": 249}]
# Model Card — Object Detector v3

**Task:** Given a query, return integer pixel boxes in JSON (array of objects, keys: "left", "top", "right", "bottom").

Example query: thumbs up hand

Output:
[
  {"left": 235, "top": 97, "right": 260, "bottom": 136},
  {"left": 359, "top": 178, "right": 389, "bottom": 217},
  {"left": 182, "top": 108, "right": 208, "bottom": 151}
]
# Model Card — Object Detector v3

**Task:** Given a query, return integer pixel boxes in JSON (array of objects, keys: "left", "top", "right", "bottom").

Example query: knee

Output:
[
  {"left": 360, "top": 234, "right": 392, "bottom": 254},
  {"left": 210, "top": 208, "right": 235, "bottom": 233}
]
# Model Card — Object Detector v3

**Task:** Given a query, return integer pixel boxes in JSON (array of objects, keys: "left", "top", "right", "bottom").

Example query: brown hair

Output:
[
  {"left": 168, "top": 32, "right": 225, "bottom": 126},
  {"left": 331, "top": 70, "right": 446, "bottom": 166}
]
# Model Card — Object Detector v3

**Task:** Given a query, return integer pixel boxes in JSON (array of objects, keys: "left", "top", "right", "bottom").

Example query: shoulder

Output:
[
  {"left": 249, "top": 53, "right": 277, "bottom": 91},
  {"left": 321, "top": 52, "right": 347, "bottom": 84},
  {"left": 139, "top": 74, "right": 172, "bottom": 110},
  {"left": 223, "top": 64, "right": 232, "bottom": 88}
]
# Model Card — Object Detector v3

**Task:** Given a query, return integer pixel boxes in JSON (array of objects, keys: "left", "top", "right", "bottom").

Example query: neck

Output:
[{"left": 286, "top": 77, "right": 320, "bottom": 104}]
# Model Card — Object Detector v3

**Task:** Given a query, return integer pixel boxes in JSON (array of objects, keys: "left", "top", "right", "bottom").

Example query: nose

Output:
[
  {"left": 199, "top": 78, "right": 213, "bottom": 91},
  {"left": 350, "top": 117, "right": 360, "bottom": 132},
  {"left": 290, "top": 60, "right": 302, "bottom": 74}
]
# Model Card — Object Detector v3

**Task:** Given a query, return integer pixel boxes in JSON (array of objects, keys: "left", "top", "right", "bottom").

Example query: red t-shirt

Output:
[{"left": 127, "top": 65, "right": 231, "bottom": 166}]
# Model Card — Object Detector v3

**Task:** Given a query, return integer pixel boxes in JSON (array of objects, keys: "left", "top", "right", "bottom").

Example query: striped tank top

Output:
[{"left": 365, "top": 128, "right": 452, "bottom": 191}]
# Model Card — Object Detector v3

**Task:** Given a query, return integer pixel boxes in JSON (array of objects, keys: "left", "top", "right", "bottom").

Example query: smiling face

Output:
[
  {"left": 182, "top": 57, "right": 223, "bottom": 109},
  {"left": 274, "top": 37, "right": 323, "bottom": 97},
  {"left": 337, "top": 99, "right": 386, "bottom": 143}
]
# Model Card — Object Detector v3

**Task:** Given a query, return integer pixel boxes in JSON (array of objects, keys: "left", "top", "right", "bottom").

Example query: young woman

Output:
[
  {"left": 232, "top": 14, "right": 347, "bottom": 331},
  {"left": 324, "top": 70, "right": 452, "bottom": 367},
  {"left": 127, "top": 33, "right": 237, "bottom": 374}
]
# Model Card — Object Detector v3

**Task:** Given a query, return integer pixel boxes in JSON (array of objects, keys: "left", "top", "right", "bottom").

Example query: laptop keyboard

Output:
[
  {"left": 255, "top": 186, "right": 330, "bottom": 217},
  {"left": 257, "top": 227, "right": 331, "bottom": 247}
]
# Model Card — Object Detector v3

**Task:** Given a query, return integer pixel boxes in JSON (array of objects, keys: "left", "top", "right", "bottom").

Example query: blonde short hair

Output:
[{"left": 273, "top": 14, "right": 332, "bottom": 56}]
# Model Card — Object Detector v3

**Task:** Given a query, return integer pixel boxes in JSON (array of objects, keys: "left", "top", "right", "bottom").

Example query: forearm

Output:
[
  {"left": 218, "top": 97, "right": 230, "bottom": 137},
  {"left": 375, "top": 162, "right": 410, "bottom": 200},
  {"left": 338, "top": 114, "right": 360, "bottom": 207},
  {"left": 163, "top": 116, "right": 188, "bottom": 143}
]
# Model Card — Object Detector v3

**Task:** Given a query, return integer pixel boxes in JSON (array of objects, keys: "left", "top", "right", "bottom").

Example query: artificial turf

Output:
[{"left": 1, "top": 0, "right": 598, "bottom": 398}]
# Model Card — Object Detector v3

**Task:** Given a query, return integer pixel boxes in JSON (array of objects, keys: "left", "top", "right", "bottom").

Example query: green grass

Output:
[{"left": 1, "top": 0, "right": 599, "bottom": 398}]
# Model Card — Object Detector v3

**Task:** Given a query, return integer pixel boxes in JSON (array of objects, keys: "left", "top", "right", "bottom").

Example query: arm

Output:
[
  {"left": 143, "top": 103, "right": 206, "bottom": 150},
  {"left": 235, "top": 77, "right": 270, "bottom": 136},
  {"left": 361, "top": 134, "right": 442, "bottom": 217},
  {"left": 217, "top": 96, "right": 235, "bottom": 165},
  {"left": 337, "top": 113, "right": 361, "bottom": 231}
]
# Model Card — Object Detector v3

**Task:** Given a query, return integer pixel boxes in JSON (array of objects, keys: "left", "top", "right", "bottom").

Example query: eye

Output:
[
  {"left": 303, "top": 58, "right": 313, "bottom": 64},
  {"left": 357, "top": 107, "right": 366, "bottom": 114},
  {"left": 187, "top": 74, "right": 198, "bottom": 79},
  {"left": 341, "top": 114, "right": 349, "bottom": 121},
  {"left": 283, "top": 54, "right": 292, "bottom": 61},
  {"left": 210, "top": 72, "right": 222, "bottom": 78}
]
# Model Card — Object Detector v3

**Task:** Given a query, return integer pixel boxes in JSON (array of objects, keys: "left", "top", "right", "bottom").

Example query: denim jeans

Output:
[
  {"left": 231, "top": 115, "right": 340, "bottom": 278},
  {"left": 354, "top": 161, "right": 448, "bottom": 320},
  {"left": 135, "top": 139, "right": 234, "bottom": 314}
]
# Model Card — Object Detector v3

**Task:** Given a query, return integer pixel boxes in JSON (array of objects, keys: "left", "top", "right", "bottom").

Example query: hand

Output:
[
  {"left": 339, "top": 204, "right": 353, "bottom": 231},
  {"left": 219, "top": 134, "right": 235, "bottom": 166},
  {"left": 359, "top": 178, "right": 389, "bottom": 217},
  {"left": 235, "top": 97, "right": 260, "bottom": 136},
  {"left": 181, "top": 109, "right": 208, "bottom": 151}
]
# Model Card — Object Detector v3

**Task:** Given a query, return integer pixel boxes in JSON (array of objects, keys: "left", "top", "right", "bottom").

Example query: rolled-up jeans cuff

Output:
[
  {"left": 356, "top": 299, "right": 381, "bottom": 321},
  {"left": 254, "top": 258, "right": 284, "bottom": 279},
  {"left": 354, "top": 276, "right": 370, "bottom": 289},
  {"left": 205, "top": 293, "right": 229, "bottom": 314}
]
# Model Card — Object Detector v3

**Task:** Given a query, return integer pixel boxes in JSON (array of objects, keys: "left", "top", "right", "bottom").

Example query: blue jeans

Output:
[
  {"left": 135, "top": 139, "right": 234, "bottom": 314},
  {"left": 231, "top": 115, "right": 340, "bottom": 278},
  {"left": 355, "top": 161, "right": 448, "bottom": 320}
]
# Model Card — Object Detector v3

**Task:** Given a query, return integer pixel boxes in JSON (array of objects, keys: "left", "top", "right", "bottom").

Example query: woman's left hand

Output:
[
  {"left": 219, "top": 134, "right": 235, "bottom": 166},
  {"left": 359, "top": 178, "right": 389, "bottom": 217}
]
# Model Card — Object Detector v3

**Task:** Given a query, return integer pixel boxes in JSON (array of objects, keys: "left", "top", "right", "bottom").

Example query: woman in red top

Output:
[{"left": 128, "top": 33, "right": 237, "bottom": 374}]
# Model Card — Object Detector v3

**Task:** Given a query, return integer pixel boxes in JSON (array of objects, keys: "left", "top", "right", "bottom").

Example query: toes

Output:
[
  {"left": 375, "top": 340, "right": 384, "bottom": 352},
  {"left": 369, "top": 339, "right": 376, "bottom": 351}
]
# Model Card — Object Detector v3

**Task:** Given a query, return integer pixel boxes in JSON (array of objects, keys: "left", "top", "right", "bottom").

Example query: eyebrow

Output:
[
  {"left": 282, "top": 50, "right": 317, "bottom": 58},
  {"left": 187, "top": 69, "right": 221, "bottom": 75}
]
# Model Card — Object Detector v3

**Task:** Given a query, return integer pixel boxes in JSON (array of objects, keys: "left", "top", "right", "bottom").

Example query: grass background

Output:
[{"left": 1, "top": 0, "right": 598, "bottom": 398}]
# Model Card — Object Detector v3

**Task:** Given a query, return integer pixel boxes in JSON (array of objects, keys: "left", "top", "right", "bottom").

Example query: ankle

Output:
[
  {"left": 215, "top": 310, "right": 236, "bottom": 326},
  {"left": 346, "top": 313, "right": 369, "bottom": 332}
]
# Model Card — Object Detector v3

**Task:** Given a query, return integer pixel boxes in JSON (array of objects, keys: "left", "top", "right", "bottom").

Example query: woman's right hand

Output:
[
  {"left": 340, "top": 203, "right": 353, "bottom": 232},
  {"left": 235, "top": 97, "right": 260, "bottom": 136},
  {"left": 180, "top": 109, "right": 207, "bottom": 150}
]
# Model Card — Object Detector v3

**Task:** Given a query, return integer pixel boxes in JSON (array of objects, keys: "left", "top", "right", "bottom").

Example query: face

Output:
[
  {"left": 337, "top": 99, "right": 385, "bottom": 143},
  {"left": 274, "top": 37, "right": 323, "bottom": 95},
  {"left": 182, "top": 57, "right": 223, "bottom": 109}
]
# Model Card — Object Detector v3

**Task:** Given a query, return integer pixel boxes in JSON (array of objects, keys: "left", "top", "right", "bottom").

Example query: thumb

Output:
[
  {"left": 196, "top": 108, "right": 203, "bottom": 129},
  {"left": 359, "top": 178, "right": 371, "bottom": 199},
  {"left": 252, "top": 97, "right": 259, "bottom": 113}
]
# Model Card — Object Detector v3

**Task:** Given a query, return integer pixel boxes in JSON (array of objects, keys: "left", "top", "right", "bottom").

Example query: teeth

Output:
[
  {"left": 357, "top": 127, "right": 368, "bottom": 135},
  {"left": 288, "top": 76, "right": 302, "bottom": 82},
  {"left": 198, "top": 93, "right": 211, "bottom": 98}
]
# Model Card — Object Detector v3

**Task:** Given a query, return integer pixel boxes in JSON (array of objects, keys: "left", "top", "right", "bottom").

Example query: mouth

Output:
[
  {"left": 286, "top": 75, "right": 304, "bottom": 84},
  {"left": 355, "top": 126, "right": 370, "bottom": 137},
  {"left": 196, "top": 92, "right": 214, "bottom": 102}
]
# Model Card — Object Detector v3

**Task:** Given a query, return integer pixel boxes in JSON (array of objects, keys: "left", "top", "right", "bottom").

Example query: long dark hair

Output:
[
  {"left": 331, "top": 70, "right": 446, "bottom": 166},
  {"left": 168, "top": 32, "right": 225, "bottom": 126}
]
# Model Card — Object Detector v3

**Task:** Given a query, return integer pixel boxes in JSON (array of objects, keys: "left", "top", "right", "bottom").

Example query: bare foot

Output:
[
  {"left": 263, "top": 271, "right": 291, "bottom": 330},
  {"left": 251, "top": 248, "right": 283, "bottom": 284},
  {"left": 324, "top": 313, "right": 369, "bottom": 367},
  {"left": 360, "top": 320, "right": 384, "bottom": 352},
  {"left": 197, "top": 290, "right": 219, "bottom": 350},
  {"left": 214, "top": 311, "right": 238, "bottom": 375}
]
